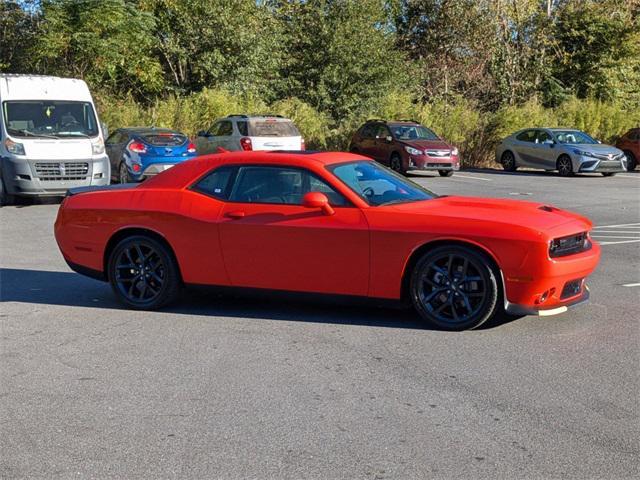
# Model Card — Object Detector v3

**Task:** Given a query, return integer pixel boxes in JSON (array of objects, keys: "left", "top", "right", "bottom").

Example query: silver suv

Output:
[
  {"left": 195, "top": 115, "right": 304, "bottom": 154},
  {"left": 496, "top": 128, "right": 627, "bottom": 177}
]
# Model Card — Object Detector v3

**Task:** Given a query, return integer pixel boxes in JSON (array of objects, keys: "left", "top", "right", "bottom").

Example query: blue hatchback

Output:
[{"left": 105, "top": 127, "right": 197, "bottom": 183}]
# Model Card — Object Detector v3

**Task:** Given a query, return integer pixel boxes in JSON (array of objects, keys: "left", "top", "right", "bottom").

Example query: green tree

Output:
[{"left": 0, "top": 1, "right": 38, "bottom": 72}]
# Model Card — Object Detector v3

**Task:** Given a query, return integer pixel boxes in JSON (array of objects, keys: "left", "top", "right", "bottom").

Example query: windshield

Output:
[
  {"left": 329, "top": 161, "right": 437, "bottom": 206},
  {"left": 390, "top": 124, "right": 439, "bottom": 141},
  {"left": 553, "top": 130, "right": 597, "bottom": 145},
  {"left": 2, "top": 100, "right": 99, "bottom": 138}
]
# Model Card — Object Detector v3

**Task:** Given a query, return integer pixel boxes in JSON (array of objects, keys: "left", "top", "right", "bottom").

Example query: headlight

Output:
[
  {"left": 451, "top": 147, "right": 459, "bottom": 156},
  {"left": 92, "top": 139, "right": 105, "bottom": 155},
  {"left": 4, "top": 138, "right": 25, "bottom": 155},
  {"left": 572, "top": 148, "right": 596, "bottom": 158},
  {"left": 405, "top": 146, "right": 422, "bottom": 156}
]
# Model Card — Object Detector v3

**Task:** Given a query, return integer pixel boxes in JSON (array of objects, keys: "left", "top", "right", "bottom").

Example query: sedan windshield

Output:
[
  {"left": 390, "top": 125, "right": 439, "bottom": 141},
  {"left": 2, "top": 100, "right": 99, "bottom": 138},
  {"left": 554, "top": 130, "right": 598, "bottom": 145},
  {"left": 329, "top": 161, "right": 437, "bottom": 206}
]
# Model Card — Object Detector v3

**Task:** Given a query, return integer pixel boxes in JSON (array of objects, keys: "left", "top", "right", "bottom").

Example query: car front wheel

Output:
[
  {"left": 410, "top": 246, "right": 499, "bottom": 330},
  {"left": 439, "top": 170, "right": 454, "bottom": 177},
  {"left": 108, "top": 235, "right": 181, "bottom": 310},
  {"left": 390, "top": 154, "right": 406, "bottom": 175},
  {"left": 557, "top": 155, "right": 574, "bottom": 177}
]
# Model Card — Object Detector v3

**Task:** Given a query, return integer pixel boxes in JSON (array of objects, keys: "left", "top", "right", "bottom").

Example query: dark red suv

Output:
[
  {"left": 349, "top": 119, "right": 461, "bottom": 176},
  {"left": 616, "top": 128, "right": 639, "bottom": 171}
]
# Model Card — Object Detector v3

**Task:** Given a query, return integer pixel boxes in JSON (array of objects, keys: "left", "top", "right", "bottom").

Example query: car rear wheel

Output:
[
  {"left": 501, "top": 151, "right": 517, "bottom": 172},
  {"left": 108, "top": 235, "right": 181, "bottom": 310},
  {"left": 439, "top": 170, "right": 454, "bottom": 177},
  {"left": 623, "top": 150, "right": 637, "bottom": 171},
  {"left": 557, "top": 155, "right": 574, "bottom": 177},
  {"left": 410, "top": 245, "right": 499, "bottom": 330},
  {"left": 390, "top": 154, "right": 406, "bottom": 175},
  {"left": 119, "top": 162, "right": 132, "bottom": 184}
]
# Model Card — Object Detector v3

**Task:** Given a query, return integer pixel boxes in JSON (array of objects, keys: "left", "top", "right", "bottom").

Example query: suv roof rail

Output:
[
  {"left": 365, "top": 118, "right": 387, "bottom": 123},
  {"left": 259, "top": 114, "right": 284, "bottom": 118},
  {"left": 227, "top": 114, "right": 248, "bottom": 118},
  {"left": 395, "top": 119, "right": 419, "bottom": 123}
]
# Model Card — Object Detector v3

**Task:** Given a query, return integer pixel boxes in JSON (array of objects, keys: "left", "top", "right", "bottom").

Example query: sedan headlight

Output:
[
  {"left": 572, "top": 148, "right": 596, "bottom": 158},
  {"left": 405, "top": 146, "right": 423, "bottom": 156},
  {"left": 4, "top": 138, "right": 25, "bottom": 155},
  {"left": 92, "top": 139, "right": 105, "bottom": 155}
]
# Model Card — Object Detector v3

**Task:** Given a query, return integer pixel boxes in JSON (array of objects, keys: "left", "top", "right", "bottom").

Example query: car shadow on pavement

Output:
[{"left": 0, "top": 267, "right": 521, "bottom": 331}]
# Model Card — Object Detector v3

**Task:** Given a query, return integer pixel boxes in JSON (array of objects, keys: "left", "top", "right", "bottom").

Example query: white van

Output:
[{"left": 0, "top": 75, "right": 110, "bottom": 205}]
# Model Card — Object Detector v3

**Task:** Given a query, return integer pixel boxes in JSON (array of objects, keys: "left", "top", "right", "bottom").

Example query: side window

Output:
[
  {"left": 537, "top": 130, "right": 552, "bottom": 143},
  {"left": 193, "top": 166, "right": 235, "bottom": 200},
  {"left": 361, "top": 124, "right": 375, "bottom": 138},
  {"left": 106, "top": 131, "right": 123, "bottom": 144},
  {"left": 207, "top": 122, "right": 222, "bottom": 136},
  {"left": 236, "top": 121, "right": 248, "bottom": 136},
  {"left": 229, "top": 166, "right": 349, "bottom": 206},
  {"left": 218, "top": 121, "right": 233, "bottom": 136},
  {"left": 516, "top": 130, "right": 536, "bottom": 142},
  {"left": 308, "top": 174, "right": 348, "bottom": 206}
]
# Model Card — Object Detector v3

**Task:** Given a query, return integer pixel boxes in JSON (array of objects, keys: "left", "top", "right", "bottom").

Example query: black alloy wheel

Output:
[
  {"left": 108, "top": 235, "right": 180, "bottom": 309},
  {"left": 410, "top": 246, "right": 499, "bottom": 330},
  {"left": 390, "top": 154, "right": 406, "bottom": 175},
  {"left": 623, "top": 151, "right": 636, "bottom": 171},
  {"left": 557, "top": 155, "right": 574, "bottom": 177},
  {"left": 439, "top": 170, "right": 454, "bottom": 177},
  {"left": 119, "top": 162, "right": 132, "bottom": 184},
  {"left": 601, "top": 172, "right": 617, "bottom": 177},
  {"left": 501, "top": 151, "right": 517, "bottom": 172}
]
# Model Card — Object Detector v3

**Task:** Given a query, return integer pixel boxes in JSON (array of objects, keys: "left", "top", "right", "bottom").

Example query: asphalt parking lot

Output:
[{"left": 1, "top": 168, "right": 639, "bottom": 479}]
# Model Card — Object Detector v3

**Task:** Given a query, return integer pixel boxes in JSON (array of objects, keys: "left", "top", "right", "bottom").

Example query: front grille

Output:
[
  {"left": 35, "top": 162, "right": 89, "bottom": 181},
  {"left": 593, "top": 152, "right": 624, "bottom": 162},
  {"left": 426, "top": 150, "right": 451, "bottom": 158},
  {"left": 561, "top": 278, "right": 583, "bottom": 299},
  {"left": 597, "top": 160, "right": 623, "bottom": 171},
  {"left": 549, "top": 232, "right": 591, "bottom": 258},
  {"left": 427, "top": 163, "right": 452, "bottom": 168}
]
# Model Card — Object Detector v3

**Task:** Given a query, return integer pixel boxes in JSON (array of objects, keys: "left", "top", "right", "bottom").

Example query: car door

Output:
[
  {"left": 358, "top": 124, "right": 378, "bottom": 159},
  {"left": 197, "top": 121, "right": 222, "bottom": 155},
  {"left": 105, "top": 130, "right": 126, "bottom": 180},
  {"left": 533, "top": 129, "right": 558, "bottom": 169},
  {"left": 217, "top": 165, "right": 370, "bottom": 296},
  {"left": 214, "top": 120, "right": 234, "bottom": 151},
  {"left": 513, "top": 129, "right": 538, "bottom": 167},
  {"left": 373, "top": 124, "right": 394, "bottom": 165}
]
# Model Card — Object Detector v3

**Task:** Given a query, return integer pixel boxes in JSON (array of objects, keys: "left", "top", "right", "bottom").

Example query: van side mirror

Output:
[
  {"left": 101, "top": 122, "right": 109, "bottom": 139},
  {"left": 302, "top": 192, "right": 335, "bottom": 216}
]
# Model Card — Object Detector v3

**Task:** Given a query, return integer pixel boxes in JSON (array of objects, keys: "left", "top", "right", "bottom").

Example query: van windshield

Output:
[{"left": 2, "top": 100, "right": 99, "bottom": 138}]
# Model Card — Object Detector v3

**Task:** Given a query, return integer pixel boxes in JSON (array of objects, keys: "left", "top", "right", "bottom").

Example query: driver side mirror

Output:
[
  {"left": 543, "top": 139, "right": 555, "bottom": 147},
  {"left": 386, "top": 135, "right": 393, "bottom": 143},
  {"left": 302, "top": 192, "right": 335, "bottom": 216}
]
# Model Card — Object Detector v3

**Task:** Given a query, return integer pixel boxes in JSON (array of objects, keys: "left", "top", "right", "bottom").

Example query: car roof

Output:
[{"left": 142, "top": 151, "right": 370, "bottom": 190}]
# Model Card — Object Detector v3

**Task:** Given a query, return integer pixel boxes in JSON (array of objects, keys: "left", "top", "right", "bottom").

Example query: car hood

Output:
[
  {"left": 565, "top": 143, "right": 623, "bottom": 155},
  {"left": 400, "top": 139, "right": 453, "bottom": 151},
  {"left": 388, "top": 196, "right": 592, "bottom": 235}
]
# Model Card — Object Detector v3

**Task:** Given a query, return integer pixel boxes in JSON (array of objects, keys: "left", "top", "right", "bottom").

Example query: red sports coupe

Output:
[{"left": 54, "top": 151, "right": 600, "bottom": 330}]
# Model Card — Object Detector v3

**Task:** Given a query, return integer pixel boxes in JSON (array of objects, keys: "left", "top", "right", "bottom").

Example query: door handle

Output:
[{"left": 225, "top": 210, "right": 245, "bottom": 219}]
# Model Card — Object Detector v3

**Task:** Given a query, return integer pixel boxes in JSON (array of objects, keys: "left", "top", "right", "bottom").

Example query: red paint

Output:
[{"left": 54, "top": 151, "right": 600, "bottom": 312}]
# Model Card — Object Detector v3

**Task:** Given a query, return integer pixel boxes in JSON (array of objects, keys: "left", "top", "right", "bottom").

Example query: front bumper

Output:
[
  {"left": 1, "top": 155, "right": 110, "bottom": 196},
  {"left": 505, "top": 285, "right": 590, "bottom": 317},
  {"left": 576, "top": 155, "right": 626, "bottom": 173},
  {"left": 407, "top": 155, "right": 461, "bottom": 171}
]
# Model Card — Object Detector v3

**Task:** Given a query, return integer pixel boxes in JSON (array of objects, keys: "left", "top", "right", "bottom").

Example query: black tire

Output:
[
  {"left": 107, "top": 235, "right": 181, "bottom": 310},
  {"left": 556, "top": 155, "right": 574, "bottom": 177},
  {"left": 601, "top": 172, "right": 616, "bottom": 177},
  {"left": 410, "top": 245, "right": 499, "bottom": 331},
  {"left": 390, "top": 153, "right": 406, "bottom": 175},
  {"left": 0, "top": 176, "right": 15, "bottom": 207},
  {"left": 119, "top": 162, "right": 132, "bottom": 184},
  {"left": 439, "top": 170, "right": 454, "bottom": 177},
  {"left": 501, "top": 151, "right": 517, "bottom": 172},
  {"left": 623, "top": 150, "right": 637, "bottom": 171}
]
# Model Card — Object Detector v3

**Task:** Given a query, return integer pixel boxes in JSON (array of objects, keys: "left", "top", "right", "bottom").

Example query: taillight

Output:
[
  {"left": 187, "top": 142, "right": 196, "bottom": 153},
  {"left": 128, "top": 141, "right": 147, "bottom": 154},
  {"left": 301, "top": 138, "right": 306, "bottom": 151},
  {"left": 240, "top": 137, "right": 252, "bottom": 151}
]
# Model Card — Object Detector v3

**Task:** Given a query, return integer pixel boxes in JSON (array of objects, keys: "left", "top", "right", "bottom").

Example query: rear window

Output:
[
  {"left": 141, "top": 133, "right": 186, "bottom": 146},
  {"left": 249, "top": 120, "right": 300, "bottom": 137}
]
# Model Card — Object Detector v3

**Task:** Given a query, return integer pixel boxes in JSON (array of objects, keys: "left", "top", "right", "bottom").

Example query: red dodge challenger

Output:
[{"left": 54, "top": 151, "right": 600, "bottom": 330}]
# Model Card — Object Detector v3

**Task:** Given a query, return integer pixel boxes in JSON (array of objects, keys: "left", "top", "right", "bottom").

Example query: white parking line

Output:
[
  {"left": 599, "top": 239, "right": 640, "bottom": 245},
  {"left": 454, "top": 174, "right": 492, "bottom": 181},
  {"left": 593, "top": 223, "right": 640, "bottom": 229},
  {"left": 615, "top": 174, "right": 640, "bottom": 179},
  {"left": 622, "top": 283, "right": 640, "bottom": 287}
]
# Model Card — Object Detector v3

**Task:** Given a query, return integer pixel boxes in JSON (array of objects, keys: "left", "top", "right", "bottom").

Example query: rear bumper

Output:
[{"left": 1, "top": 155, "right": 110, "bottom": 196}]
